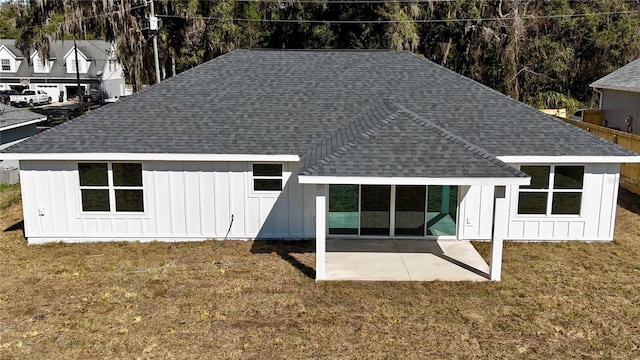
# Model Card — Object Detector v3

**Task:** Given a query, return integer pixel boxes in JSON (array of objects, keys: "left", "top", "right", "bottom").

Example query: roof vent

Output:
[{"left": 96, "top": 70, "right": 103, "bottom": 76}]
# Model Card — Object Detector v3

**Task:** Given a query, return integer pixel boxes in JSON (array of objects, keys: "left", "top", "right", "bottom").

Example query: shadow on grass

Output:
[
  {"left": 618, "top": 187, "right": 640, "bottom": 215},
  {"left": 250, "top": 240, "right": 316, "bottom": 279},
  {"left": 3, "top": 220, "right": 24, "bottom": 236}
]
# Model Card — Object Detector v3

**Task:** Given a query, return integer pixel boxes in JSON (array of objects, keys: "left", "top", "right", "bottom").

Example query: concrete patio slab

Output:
[{"left": 325, "top": 239, "right": 490, "bottom": 281}]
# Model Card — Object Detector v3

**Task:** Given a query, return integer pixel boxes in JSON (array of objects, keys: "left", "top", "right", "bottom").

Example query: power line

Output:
[
  {"left": 14, "top": 4, "right": 148, "bottom": 32},
  {"left": 157, "top": 9, "right": 640, "bottom": 24}
]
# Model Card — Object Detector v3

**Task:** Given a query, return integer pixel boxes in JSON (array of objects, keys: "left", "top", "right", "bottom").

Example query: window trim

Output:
[
  {"left": 249, "top": 162, "right": 287, "bottom": 196},
  {"left": 77, "top": 162, "right": 145, "bottom": 214},
  {"left": 33, "top": 56, "right": 51, "bottom": 73},
  {"left": 0, "top": 58, "right": 10, "bottom": 71},
  {"left": 516, "top": 164, "right": 584, "bottom": 217}
]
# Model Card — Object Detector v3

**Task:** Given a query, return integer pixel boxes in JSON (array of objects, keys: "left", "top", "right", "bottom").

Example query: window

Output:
[
  {"left": 252, "top": 164, "right": 282, "bottom": 191},
  {"left": 1, "top": 59, "right": 10, "bottom": 71},
  {"left": 517, "top": 165, "right": 584, "bottom": 215},
  {"left": 78, "top": 163, "right": 144, "bottom": 213},
  {"left": 33, "top": 57, "right": 47, "bottom": 72},
  {"left": 69, "top": 60, "right": 77, "bottom": 73}
]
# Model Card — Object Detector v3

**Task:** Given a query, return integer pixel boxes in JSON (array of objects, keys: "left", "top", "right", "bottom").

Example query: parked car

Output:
[
  {"left": 571, "top": 109, "right": 586, "bottom": 121},
  {"left": 9, "top": 90, "right": 51, "bottom": 107},
  {"left": 0, "top": 89, "right": 18, "bottom": 105}
]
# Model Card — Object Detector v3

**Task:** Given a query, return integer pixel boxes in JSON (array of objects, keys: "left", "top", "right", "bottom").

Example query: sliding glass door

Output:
[
  {"left": 426, "top": 185, "right": 458, "bottom": 236},
  {"left": 395, "top": 185, "right": 426, "bottom": 236},
  {"left": 327, "top": 184, "right": 458, "bottom": 237},
  {"left": 328, "top": 185, "right": 359, "bottom": 235},
  {"left": 360, "top": 185, "right": 391, "bottom": 236}
]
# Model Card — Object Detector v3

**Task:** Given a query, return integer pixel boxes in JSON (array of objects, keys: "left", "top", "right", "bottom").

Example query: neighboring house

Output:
[
  {"left": 1, "top": 50, "right": 639, "bottom": 281},
  {"left": 0, "top": 39, "right": 126, "bottom": 103},
  {"left": 0, "top": 103, "right": 46, "bottom": 169},
  {"left": 590, "top": 58, "right": 640, "bottom": 135}
]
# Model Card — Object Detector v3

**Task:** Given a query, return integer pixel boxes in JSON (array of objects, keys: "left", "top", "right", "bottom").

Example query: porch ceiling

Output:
[{"left": 324, "top": 239, "right": 490, "bottom": 281}]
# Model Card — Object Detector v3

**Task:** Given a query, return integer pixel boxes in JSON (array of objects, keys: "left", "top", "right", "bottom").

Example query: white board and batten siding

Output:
[
  {"left": 458, "top": 163, "right": 620, "bottom": 242},
  {"left": 457, "top": 185, "right": 496, "bottom": 240},
  {"left": 19, "top": 160, "right": 622, "bottom": 244},
  {"left": 506, "top": 163, "right": 620, "bottom": 241},
  {"left": 19, "top": 160, "right": 317, "bottom": 244}
]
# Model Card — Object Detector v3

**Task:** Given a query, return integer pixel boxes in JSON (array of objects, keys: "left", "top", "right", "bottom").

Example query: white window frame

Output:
[
  {"left": 78, "top": 162, "right": 145, "bottom": 214},
  {"left": 516, "top": 164, "right": 584, "bottom": 217},
  {"left": 0, "top": 58, "right": 10, "bottom": 71},
  {"left": 327, "top": 184, "right": 460, "bottom": 239},
  {"left": 250, "top": 163, "right": 287, "bottom": 196},
  {"left": 33, "top": 56, "right": 51, "bottom": 73}
]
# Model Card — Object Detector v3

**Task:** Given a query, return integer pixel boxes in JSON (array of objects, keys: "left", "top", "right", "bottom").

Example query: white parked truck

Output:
[{"left": 9, "top": 90, "right": 51, "bottom": 107}]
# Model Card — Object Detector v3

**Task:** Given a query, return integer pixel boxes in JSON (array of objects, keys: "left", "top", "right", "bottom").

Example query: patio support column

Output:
[
  {"left": 315, "top": 184, "right": 327, "bottom": 281},
  {"left": 490, "top": 186, "right": 508, "bottom": 281}
]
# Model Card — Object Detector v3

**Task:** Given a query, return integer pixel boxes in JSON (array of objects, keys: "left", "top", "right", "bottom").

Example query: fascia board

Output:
[{"left": 298, "top": 175, "right": 530, "bottom": 186}]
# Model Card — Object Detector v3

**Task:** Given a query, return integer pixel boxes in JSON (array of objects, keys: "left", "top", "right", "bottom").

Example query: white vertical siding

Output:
[
  {"left": 505, "top": 163, "right": 620, "bottom": 241},
  {"left": 458, "top": 163, "right": 621, "bottom": 241},
  {"left": 18, "top": 160, "right": 621, "bottom": 243},
  {"left": 20, "top": 160, "right": 316, "bottom": 244},
  {"left": 458, "top": 185, "right": 495, "bottom": 240}
]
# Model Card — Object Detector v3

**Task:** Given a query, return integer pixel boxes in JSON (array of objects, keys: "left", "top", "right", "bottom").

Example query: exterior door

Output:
[
  {"left": 360, "top": 185, "right": 391, "bottom": 236},
  {"left": 327, "top": 184, "right": 458, "bottom": 238},
  {"left": 395, "top": 185, "right": 426, "bottom": 236}
]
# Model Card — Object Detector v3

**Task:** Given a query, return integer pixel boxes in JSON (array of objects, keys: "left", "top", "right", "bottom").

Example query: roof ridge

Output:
[
  {"left": 390, "top": 102, "right": 526, "bottom": 178},
  {"left": 3, "top": 51, "right": 243, "bottom": 153},
  {"left": 300, "top": 100, "right": 527, "bottom": 179},
  {"left": 299, "top": 100, "right": 401, "bottom": 175}
]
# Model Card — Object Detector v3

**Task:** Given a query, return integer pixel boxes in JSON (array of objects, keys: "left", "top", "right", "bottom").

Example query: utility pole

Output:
[
  {"left": 73, "top": 37, "right": 83, "bottom": 111},
  {"left": 149, "top": 0, "right": 161, "bottom": 84}
]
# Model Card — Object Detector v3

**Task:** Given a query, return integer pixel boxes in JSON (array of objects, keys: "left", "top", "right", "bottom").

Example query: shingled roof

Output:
[
  {"left": 299, "top": 100, "right": 526, "bottom": 179},
  {"left": 3, "top": 50, "right": 636, "bottom": 179},
  {"left": 0, "top": 104, "right": 46, "bottom": 131},
  {"left": 0, "top": 39, "right": 113, "bottom": 80},
  {"left": 591, "top": 58, "right": 640, "bottom": 93}
]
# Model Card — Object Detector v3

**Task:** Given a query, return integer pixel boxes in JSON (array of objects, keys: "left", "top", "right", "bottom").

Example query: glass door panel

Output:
[
  {"left": 426, "top": 185, "right": 458, "bottom": 236},
  {"left": 395, "top": 185, "right": 426, "bottom": 236},
  {"left": 360, "top": 185, "right": 391, "bottom": 236},
  {"left": 328, "top": 185, "right": 359, "bottom": 235}
]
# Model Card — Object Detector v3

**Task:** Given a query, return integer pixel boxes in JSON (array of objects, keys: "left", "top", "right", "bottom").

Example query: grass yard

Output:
[{"left": 1, "top": 184, "right": 639, "bottom": 359}]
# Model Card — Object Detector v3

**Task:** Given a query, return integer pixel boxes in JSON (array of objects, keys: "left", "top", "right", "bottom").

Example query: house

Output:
[
  {"left": 0, "top": 103, "right": 46, "bottom": 170},
  {"left": 0, "top": 39, "right": 126, "bottom": 103},
  {"left": 590, "top": 58, "right": 640, "bottom": 135},
  {"left": 1, "top": 50, "right": 639, "bottom": 281}
]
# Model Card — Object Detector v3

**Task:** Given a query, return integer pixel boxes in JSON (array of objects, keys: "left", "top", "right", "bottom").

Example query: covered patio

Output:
[
  {"left": 309, "top": 183, "right": 517, "bottom": 282},
  {"left": 297, "top": 102, "right": 530, "bottom": 281},
  {"left": 325, "top": 239, "right": 490, "bottom": 281}
]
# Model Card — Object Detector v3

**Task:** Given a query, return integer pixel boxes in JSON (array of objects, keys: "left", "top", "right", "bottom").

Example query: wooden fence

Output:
[{"left": 558, "top": 117, "right": 640, "bottom": 195}]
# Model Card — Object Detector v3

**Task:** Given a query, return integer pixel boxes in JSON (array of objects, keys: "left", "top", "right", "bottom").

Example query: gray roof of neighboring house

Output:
[
  {"left": 0, "top": 42, "right": 23, "bottom": 59},
  {"left": 300, "top": 100, "right": 526, "bottom": 178},
  {"left": 0, "top": 103, "right": 46, "bottom": 131},
  {"left": 590, "top": 58, "right": 640, "bottom": 92},
  {"left": 0, "top": 39, "right": 113, "bottom": 80},
  {"left": 2, "top": 50, "right": 636, "bottom": 178}
]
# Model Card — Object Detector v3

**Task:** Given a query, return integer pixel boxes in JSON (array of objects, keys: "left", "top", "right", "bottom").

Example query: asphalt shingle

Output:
[
  {"left": 0, "top": 39, "right": 113, "bottom": 80},
  {"left": 300, "top": 100, "right": 526, "bottom": 178},
  {"left": 0, "top": 104, "right": 46, "bottom": 130},
  {"left": 591, "top": 58, "right": 640, "bottom": 92},
  {"left": 3, "top": 50, "right": 636, "bottom": 164}
]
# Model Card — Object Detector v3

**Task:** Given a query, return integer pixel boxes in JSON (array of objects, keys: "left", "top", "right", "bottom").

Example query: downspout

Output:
[
  {"left": 593, "top": 87, "right": 605, "bottom": 127},
  {"left": 593, "top": 87, "right": 603, "bottom": 109}
]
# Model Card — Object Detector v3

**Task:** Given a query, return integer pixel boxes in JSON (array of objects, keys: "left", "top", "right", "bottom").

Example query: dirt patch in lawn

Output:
[{"left": 1, "top": 187, "right": 639, "bottom": 359}]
